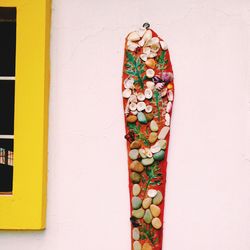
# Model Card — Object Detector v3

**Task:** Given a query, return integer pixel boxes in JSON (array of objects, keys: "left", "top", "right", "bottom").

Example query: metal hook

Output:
[{"left": 143, "top": 23, "right": 150, "bottom": 29}]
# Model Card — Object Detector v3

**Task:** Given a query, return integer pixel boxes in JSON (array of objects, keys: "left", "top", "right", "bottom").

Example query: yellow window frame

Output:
[{"left": 0, "top": 0, "right": 50, "bottom": 229}]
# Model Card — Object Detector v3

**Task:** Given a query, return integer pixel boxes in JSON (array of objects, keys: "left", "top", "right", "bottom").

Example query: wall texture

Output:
[{"left": 1, "top": 0, "right": 250, "bottom": 249}]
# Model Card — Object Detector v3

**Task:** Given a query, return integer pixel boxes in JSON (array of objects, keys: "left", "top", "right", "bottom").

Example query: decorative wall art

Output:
[
  {"left": 122, "top": 24, "right": 174, "bottom": 250},
  {"left": 0, "top": 1, "right": 50, "bottom": 229}
]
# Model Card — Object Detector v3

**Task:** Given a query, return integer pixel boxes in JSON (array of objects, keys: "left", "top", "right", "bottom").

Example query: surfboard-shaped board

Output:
[{"left": 122, "top": 24, "right": 174, "bottom": 250}]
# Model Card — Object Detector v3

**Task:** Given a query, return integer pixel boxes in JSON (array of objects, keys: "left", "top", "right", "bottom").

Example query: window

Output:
[{"left": 0, "top": 7, "right": 16, "bottom": 194}]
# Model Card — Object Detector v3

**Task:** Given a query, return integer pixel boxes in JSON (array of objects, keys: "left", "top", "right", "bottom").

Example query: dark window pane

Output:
[
  {"left": 0, "top": 81, "right": 15, "bottom": 135},
  {"left": 0, "top": 7, "right": 16, "bottom": 76},
  {"left": 0, "top": 165, "right": 13, "bottom": 192},
  {"left": 0, "top": 139, "right": 13, "bottom": 152}
]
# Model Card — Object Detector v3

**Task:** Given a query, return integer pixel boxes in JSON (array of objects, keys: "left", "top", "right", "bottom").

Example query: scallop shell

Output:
[{"left": 127, "top": 31, "right": 141, "bottom": 42}]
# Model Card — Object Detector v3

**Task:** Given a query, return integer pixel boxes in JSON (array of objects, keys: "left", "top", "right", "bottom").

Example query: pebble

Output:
[
  {"left": 148, "top": 132, "right": 157, "bottom": 144},
  {"left": 150, "top": 144, "right": 161, "bottom": 154},
  {"left": 133, "top": 241, "right": 142, "bottom": 250},
  {"left": 123, "top": 88, "right": 132, "bottom": 98},
  {"left": 130, "top": 141, "right": 142, "bottom": 149},
  {"left": 132, "top": 184, "right": 141, "bottom": 196},
  {"left": 137, "top": 102, "right": 146, "bottom": 112},
  {"left": 147, "top": 189, "right": 158, "bottom": 198},
  {"left": 139, "top": 149, "right": 147, "bottom": 159},
  {"left": 153, "top": 191, "right": 163, "bottom": 205},
  {"left": 132, "top": 228, "right": 140, "bottom": 241},
  {"left": 150, "top": 120, "right": 158, "bottom": 132},
  {"left": 165, "top": 113, "right": 171, "bottom": 126},
  {"left": 166, "top": 101, "right": 172, "bottom": 113},
  {"left": 132, "top": 208, "right": 145, "bottom": 218},
  {"left": 132, "top": 196, "right": 142, "bottom": 209},
  {"left": 141, "top": 157, "right": 154, "bottom": 166},
  {"left": 130, "top": 172, "right": 141, "bottom": 183},
  {"left": 152, "top": 217, "right": 162, "bottom": 229},
  {"left": 158, "top": 126, "right": 170, "bottom": 140},
  {"left": 126, "top": 115, "right": 137, "bottom": 123},
  {"left": 150, "top": 204, "right": 161, "bottom": 217},
  {"left": 142, "top": 243, "right": 152, "bottom": 250},
  {"left": 153, "top": 150, "right": 165, "bottom": 161},
  {"left": 130, "top": 160, "right": 144, "bottom": 173},
  {"left": 129, "top": 149, "right": 139, "bottom": 160},
  {"left": 145, "top": 112, "right": 154, "bottom": 121},
  {"left": 167, "top": 90, "right": 174, "bottom": 101},
  {"left": 157, "top": 140, "right": 167, "bottom": 150},
  {"left": 137, "top": 112, "right": 147, "bottom": 124},
  {"left": 143, "top": 209, "right": 153, "bottom": 224},
  {"left": 144, "top": 148, "right": 153, "bottom": 158},
  {"left": 142, "top": 197, "right": 152, "bottom": 209}
]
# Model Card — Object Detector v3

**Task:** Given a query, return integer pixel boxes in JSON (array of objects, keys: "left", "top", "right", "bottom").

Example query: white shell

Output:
[
  {"left": 124, "top": 78, "right": 134, "bottom": 89},
  {"left": 165, "top": 113, "right": 171, "bottom": 126},
  {"left": 144, "top": 88, "right": 153, "bottom": 99},
  {"left": 147, "top": 189, "right": 158, "bottom": 198},
  {"left": 158, "top": 126, "right": 170, "bottom": 140},
  {"left": 145, "top": 37, "right": 160, "bottom": 46},
  {"left": 167, "top": 90, "right": 174, "bottom": 101},
  {"left": 138, "top": 39, "right": 145, "bottom": 47},
  {"left": 145, "top": 105, "right": 153, "bottom": 113},
  {"left": 160, "top": 40, "right": 168, "bottom": 50},
  {"left": 150, "top": 144, "right": 161, "bottom": 154},
  {"left": 142, "top": 30, "right": 152, "bottom": 42},
  {"left": 122, "top": 88, "right": 131, "bottom": 98},
  {"left": 127, "top": 31, "right": 140, "bottom": 42},
  {"left": 129, "top": 102, "right": 137, "bottom": 111},
  {"left": 145, "top": 148, "right": 153, "bottom": 158},
  {"left": 146, "top": 81, "right": 155, "bottom": 90},
  {"left": 140, "top": 53, "right": 147, "bottom": 61},
  {"left": 148, "top": 52, "right": 157, "bottom": 58},
  {"left": 143, "top": 47, "right": 151, "bottom": 55},
  {"left": 138, "top": 27, "right": 146, "bottom": 37},
  {"left": 129, "top": 94, "right": 137, "bottom": 103},
  {"left": 137, "top": 93, "right": 145, "bottom": 101},
  {"left": 146, "top": 69, "right": 155, "bottom": 78},
  {"left": 136, "top": 102, "right": 146, "bottom": 111},
  {"left": 131, "top": 110, "right": 138, "bottom": 115},
  {"left": 150, "top": 43, "right": 160, "bottom": 53},
  {"left": 127, "top": 42, "right": 139, "bottom": 52},
  {"left": 166, "top": 101, "right": 172, "bottom": 113}
]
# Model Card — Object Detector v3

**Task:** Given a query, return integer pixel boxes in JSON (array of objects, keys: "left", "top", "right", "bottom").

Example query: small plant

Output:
[
  {"left": 140, "top": 223, "right": 159, "bottom": 245},
  {"left": 156, "top": 51, "right": 168, "bottom": 71}
]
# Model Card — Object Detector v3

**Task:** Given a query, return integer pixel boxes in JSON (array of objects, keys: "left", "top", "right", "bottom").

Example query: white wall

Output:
[{"left": 1, "top": 0, "right": 250, "bottom": 249}]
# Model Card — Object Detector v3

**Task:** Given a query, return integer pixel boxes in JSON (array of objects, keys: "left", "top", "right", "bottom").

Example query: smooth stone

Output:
[
  {"left": 137, "top": 112, "right": 147, "bottom": 124},
  {"left": 126, "top": 115, "right": 137, "bottom": 123},
  {"left": 152, "top": 217, "right": 162, "bottom": 229},
  {"left": 150, "top": 144, "right": 161, "bottom": 154},
  {"left": 133, "top": 241, "right": 142, "bottom": 250},
  {"left": 148, "top": 132, "right": 157, "bottom": 144},
  {"left": 150, "top": 204, "right": 161, "bottom": 217},
  {"left": 158, "top": 126, "right": 170, "bottom": 140},
  {"left": 130, "top": 172, "right": 141, "bottom": 183},
  {"left": 132, "top": 184, "right": 141, "bottom": 196},
  {"left": 143, "top": 209, "right": 153, "bottom": 224},
  {"left": 130, "top": 140, "right": 142, "bottom": 149},
  {"left": 130, "top": 160, "right": 144, "bottom": 173},
  {"left": 142, "top": 197, "right": 152, "bottom": 209},
  {"left": 157, "top": 139, "right": 167, "bottom": 150},
  {"left": 153, "top": 191, "right": 163, "bottom": 205},
  {"left": 147, "top": 189, "right": 157, "bottom": 198},
  {"left": 129, "top": 149, "right": 139, "bottom": 160},
  {"left": 141, "top": 157, "right": 154, "bottom": 166},
  {"left": 132, "top": 196, "right": 142, "bottom": 209},
  {"left": 132, "top": 228, "right": 140, "bottom": 241},
  {"left": 142, "top": 243, "right": 152, "bottom": 250},
  {"left": 132, "top": 208, "right": 145, "bottom": 218},
  {"left": 153, "top": 150, "right": 165, "bottom": 161},
  {"left": 139, "top": 149, "right": 147, "bottom": 158},
  {"left": 150, "top": 120, "right": 158, "bottom": 132},
  {"left": 145, "top": 112, "right": 154, "bottom": 121}
]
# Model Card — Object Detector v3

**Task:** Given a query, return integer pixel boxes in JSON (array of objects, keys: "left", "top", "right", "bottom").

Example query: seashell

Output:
[
  {"left": 143, "top": 47, "right": 151, "bottom": 55},
  {"left": 167, "top": 90, "right": 174, "bottom": 101},
  {"left": 146, "top": 81, "right": 155, "bottom": 90},
  {"left": 145, "top": 105, "right": 153, "bottom": 113},
  {"left": 142, "top": 30, "right": 152, "bottom": 42},
  {"left": 131, "top": 110, "right": 138, "bottom": 115},
  {"left": 129, "top": 102, "right": 137, "bottom": 111},
  {"left": 139, "top": 148, "right": 147, "bottom": 159},
  {"left": 124, "top": 100, "right": 130, "bottom": 115},
  {"left": 148, "top": 52, "right": 157, "bottom": 58},
  {"left": 140, "top": 53, "right": 147, "bottom": 61},
  {"left": 165, "top": 112, "right": 171, "bottom": 126},
  {"left": 150, "top": 144, "right": 161, "bottom": 154},
  {"left": 158, "top": 126, "right": 170, "bottom": 140},
  {"left": 137, "top": 93, "right": 145, "bottom": 101},
  {"left": 160, "top": 40, "right": 168, "bottom": 50},
  {"left": 155, "top": 82, "right": 165, "bottom": 90},
  {"left": 146, "top": 69, "right": 155, "bottom": 78},
  {"left": 150, "top": 43, "right": 160, "bottom": 53},
  {"left": 145, "top": 59, "right": 156, "bottom": 69},
  {"left": 136, "top": 102, "right": 146, "bottom": 111},
  {"left": 144, "top": 148, "right": 153, "bottom": 158},
  {"left": 166, "top": 101, "right": 172, "bottom": 113},
  {"left": 138, "top": 39, "right": 145, "bottom": 47},
  {"left": 145, "top": 37, "right": 160, "bottom": 46},
  {"left": 147, "top": 189, "right": 158, "bottom": 198},
  {"left": 127, "top": 43, "right": 139, "bottom": 52},
  {"left": 144, "top": 88, "right": 153, "bottom": 99},
  {"left": 138, "top": 27, "right": 146, "bottom": 37},
  {"left": 122, "top": 88, "right": 132, "bottom": 98},
  {"left": 127, "top": 31, "right": 141, "bottom": 42},
  {"left": 129, "top": 94, "right": 137, "bottom": 103},
  {"left": 124, "top": 77, "right": 134, "bottom": 89}
]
